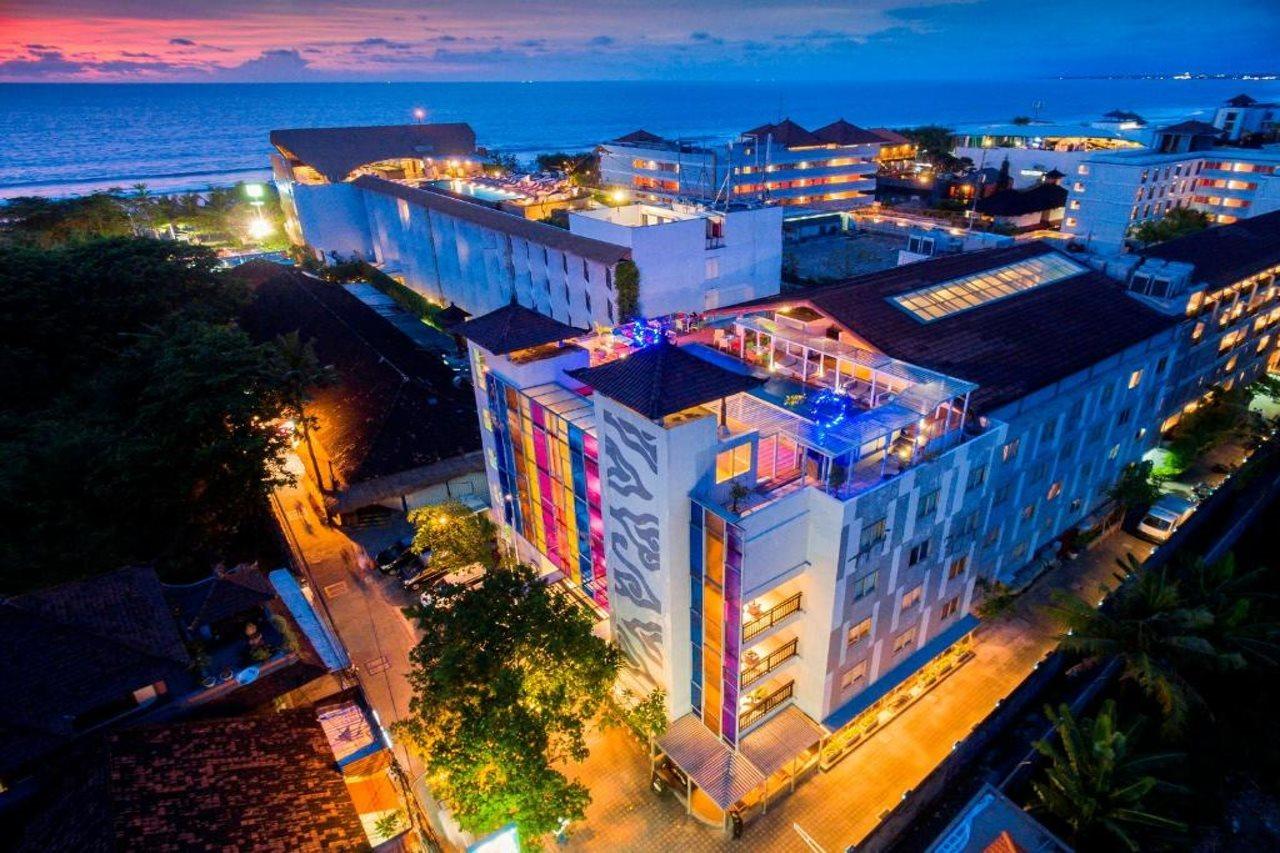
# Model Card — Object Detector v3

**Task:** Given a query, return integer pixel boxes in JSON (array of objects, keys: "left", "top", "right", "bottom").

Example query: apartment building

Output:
[
  {"left": 1092, "top": 211, "right": 1280, "bottom": 428},
  {"left": 1063, "top": 141, "right": 1280, "bottom": 252},
  {"left": 1213, "top": 93, "right": 1278, "bottom": 142},
  {"left": 272, "top": 124, "right": 782, "bottom": 326},
  {"left": 951, "top": 123, "right": 1144, "bottom": 189},
  {"left": 599, "top": 118, "right": 882, "bottom": 210},
  {"left": 456, "top": 242, "right": 1176, "bottom": 826}
]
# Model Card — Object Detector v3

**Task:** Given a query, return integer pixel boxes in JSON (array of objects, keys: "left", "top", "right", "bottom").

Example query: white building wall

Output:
[{"left": 286, "top": 183, "right": 375, "bottom": 260}]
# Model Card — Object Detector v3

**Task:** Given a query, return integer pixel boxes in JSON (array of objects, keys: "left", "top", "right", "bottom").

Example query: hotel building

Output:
[
  {"left": 272, "top": 123, "right": 783, "bottom": 326},
  {"left": 951, "top": 123, "right": 1144, "bottom": 189},
  {"left": 1213, "top": 93, "right": 1278, "bottom": 142},
  {"left": 1091, "top": 210, "right": 1280, "bottom": 429},
  {"left": 456, "top": 242, "right": 1176, "bottom": 824},
  {"left": 599, "top": 119, "right": 883, "bottom": 210}
]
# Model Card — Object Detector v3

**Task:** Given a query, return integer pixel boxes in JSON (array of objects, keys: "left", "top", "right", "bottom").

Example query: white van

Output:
[{"left": 1136, "top": 494, "right": 1196, "bottom": 543}]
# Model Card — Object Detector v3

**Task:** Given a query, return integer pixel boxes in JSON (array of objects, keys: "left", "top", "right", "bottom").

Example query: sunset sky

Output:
[{"left": 2, "top": 0, "right": 1278, "bottom": 83}]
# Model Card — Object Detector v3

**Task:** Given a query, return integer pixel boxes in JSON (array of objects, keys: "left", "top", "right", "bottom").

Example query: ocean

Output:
[{"left": 3, "top": 79, "right": 1279, "bottom": 199}]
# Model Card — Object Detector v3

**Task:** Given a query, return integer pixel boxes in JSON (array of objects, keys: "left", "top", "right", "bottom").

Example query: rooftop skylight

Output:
[{"left": 892, "top": 253, "right": 1085, "bottom": 322}]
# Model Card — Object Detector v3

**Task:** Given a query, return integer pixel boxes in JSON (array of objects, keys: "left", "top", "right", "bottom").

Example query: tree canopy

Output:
[
  {"left": 0, "top": 238, "right": 311, "bottom": 590},
  {"left": 408, "top": 498, "right": 500, "bottom": 576},
  {"left": 1129, "top": 207, "right": 1211, "bottom": 246},
  {"left": 394, "top": 562, "right": 621, "bottom": 843}
]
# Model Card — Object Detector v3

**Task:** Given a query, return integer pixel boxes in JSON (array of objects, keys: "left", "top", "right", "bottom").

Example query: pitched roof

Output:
[
  {"left": 235, "top": 262, "right": 482, "bottom": 489},
  {"left": 1140, "top": 210, "right": 1280, "bottom": 289},
  {"left": 812, "top": 119, "right": 885, "bottom": 146},
  {"left": 7, "top": 565, "right": 189, "bottom": 665},
  {"left": 869, "top": 127, "right": 913, "bottom": 146},
  {"left": 436, "top": 301, "right": 471, "bottom": 328},
  {"left": 743, "top": 118, "right": 822, "bottom": 147},
  {"left": 1159, "top": 119, "right": 1220, "bottom": 135},
  {"left": 728, "top": 242, "right": 1175, "bottom": 414},
  {"left": 614, "top": 128, "right": 666, "bottom": 144},
  {"left": 270, "top": 122, "right": 476, "bottom": 182},
  {"left": 354, "top": 174, "right": 632, "bottom": 266},
  {"left": 567, "top": 338, "right": 764, "bottom": 420},
  {"left": 1226, "top": 93, "right": 1258, "bottom": 107},
  {"left": 21, "top": 710, "right": 368, "bottom": 852},
  {"left": 455, "top": 302, "right": 587, "bottom": 355},
  {"left": 975, "top": 182, "right": 1068, "bottom": 216},
  {"left": 165, "top": 565, "right": 275, "bottom": 634}
]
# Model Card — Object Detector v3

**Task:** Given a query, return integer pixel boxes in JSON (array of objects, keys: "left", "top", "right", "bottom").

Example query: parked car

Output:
[
  {"left": 375, "top": 538, "right": 413, "bottom": 573},
  {"left": 1136, "top": 494, "right": 1197, "bottom": 543},
  {"left": 418, "top": 562, "right": 486, "bottom": 606},
  {"left": 394, "top": 550, "right": 439, "bottom": 588}
]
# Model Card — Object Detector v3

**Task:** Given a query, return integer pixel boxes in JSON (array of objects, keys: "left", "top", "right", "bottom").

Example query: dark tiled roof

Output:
[
  {"left": 869, "top": 127, "right": 913, "bottom": 146},
  {"left": 8, "top": 565, "right": 189, "bottom": 665},
  {"left": 235, "top": 262, "right": 482, "bottom": 488},
  {"left": 567, "top": 339, "right": 764, "bottom": 420},
  {"left": 614, "top": 128, "right": 666, "bottom": 144},
  {"left": 165, "top": 565, "right": 274, "bottom": 634},
  {"left": 270, "top": 122, "right": 476, "bottom": 182},
  {"left": 1043, "top": 168, "right": 1066, "bottom": 179},
  {"left": 1226, "top": 93, "right": 1259, "bottom": 107},
  {"left": 744, "top": 118, "right": 822, "bottom": 148},
  {"left": 455, "top": 302, "right": 587, "bottom": 355},
  {"left": 1102, "top": 109, "right": 1145, "bottom": 122},
  {"left": 21, "top": 710, "right": 367, "bottom": 852},
  {"left": 1140, "top": 210, "right": 1280, "bottom": 290},
  {"left": 0, "top": 605, "right": 192, "bottom": 778},
  {"left": 354, "top": 175, "right": 632, "bottom": 266},
  {"left": 437, "top": 301, "right": 472, "bottom": 328},
  {"left": 812, "top": 119, "right": 885, "bottom": 146},
  {"left": 1159, "top": 120, "right": 1220, "bottom": 135},
  {"left": 975, "top": 183, "right": 1068, "bottom": 216},
  {"left": 729, "top": 242, "right": 1175, "bottom": 414}
]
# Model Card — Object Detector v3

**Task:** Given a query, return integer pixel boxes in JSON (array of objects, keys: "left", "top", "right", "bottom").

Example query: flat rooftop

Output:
[{"left": 1140, "top": 209, "right": 1280, "bottom": 289}]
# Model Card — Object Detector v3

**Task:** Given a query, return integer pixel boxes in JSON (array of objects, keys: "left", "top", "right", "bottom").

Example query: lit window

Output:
[
  {"left": 940, "top": 596, "right": 960, "bottom": 621},
  {"left": 947, "top": 556, "right": 968, "bottom": 579},
  {"left": 901, "top": 585, "right": 923, "bottom": 612},
  {"left": 847, "top": 617, "right": 871, "bottom": 647},
  {"left": 1129, "top": 369, "right": 1143, "bottom": 389},
  {"left": 862, "top": 518, "right": 887, "bottom": 549},
  {"left": 1047, "top": 481, "right": 1063, "bottom": 501},
  {"left": 893, "top": 627, "right": 917, "bottom": 654},
  {"left": 840, "top": 661, "right": 868, "bottom": 690},
  {"left": 1002, "top": 437, "right": 1021, "bottom": 462},
  {"left": 715, "top": 443, "right": 752, "bottom": 483}
]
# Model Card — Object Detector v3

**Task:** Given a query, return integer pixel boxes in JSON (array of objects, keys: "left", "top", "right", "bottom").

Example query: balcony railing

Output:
[
  {"left": 742, "top": 592, "right": 802, "bottom": 641},
  {"left": 741, "top": 637, "right": 799, "bottom": 687},
  {"left": 706, "top": 236, "right": 726, "bottom": 250},
  {"left": 739, "top": 679, "right": 795, "bottom": 730}
]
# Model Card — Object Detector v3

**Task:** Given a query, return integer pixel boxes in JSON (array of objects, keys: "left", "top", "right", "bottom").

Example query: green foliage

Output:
[
  {"left": 1250, "top": 373, "right": 1280, "bottom": 404},
  {"left": 394, "top": 563, "right": 621, "bottom": 843},
  {"left": 614, "top": 259, "right": 640, "bottom": 322},
  {"left": 1129, "top": 207, "right": 1211, "bottom": 246},
  {"left": 1167, "top": 384, "right": 1257, "bottom": 471},
  {"left": 0, "top": 238, "right": 299, "bottom": 590},
  {"left": 485, "top": 151, "right": 520, "bottom": 175},
  {"left": 408, "top": 499, "right": 499, "bottom": 577},
  {"left": 320, "top": 258, "right": 440, "bottom": 325},
  {"left": 1107, "top": 460, "right": 1164, "bottom": 511},
  {"left": 534, "top": 151, "right": 600, "bottom": 186},
  {"left": 974, "top": 578, "right": 1018, "bottom": 621},
  {"left": 602, "top": 688, "right": 668, "bottom": 743},
  {"left": 894, "top": 125, "right": 965, "bottom": 171},
  {"left": 0, "top": 194, "right": 133, "bottom": 247},
  {"left": 373, "top": 810, "right": 405, "bottom": 840},
  {"left": 1031, "top": 700, "right": 1187, "bottom": 850}
]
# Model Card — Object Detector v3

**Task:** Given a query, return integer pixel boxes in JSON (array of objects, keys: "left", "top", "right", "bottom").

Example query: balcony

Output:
[
  {"left": 741, "top": 635, "right": 799, "bottom": 687},
  {"left": 739, "top": 678, "right": 795, "bottom": 731},
  {"left": 742, "top": 591, "right": 802, "bottom": 642}
]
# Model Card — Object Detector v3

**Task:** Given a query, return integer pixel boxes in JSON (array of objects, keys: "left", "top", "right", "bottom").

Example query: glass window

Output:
[
  {"left": 940, "top": 596, "right": 960, "bottom": 620},
  {"left": 852, "top": 570, "right": 878, "bottom": 601},
  {"left": 908, "top": 540, "right": 931, "bottom": 566},
  {"left": 948, "top": 556, "right": 968, "bottom": 579},
  {"left": 840, "top": 661, "right": 868, "bottom": 690},
  {"left": 715, "top": 443, "right": 752, "bottom": 483},
  {"left": 918, "top": 489, "right": 939, "bottom": 519},
  {"left": 901, "top": 585, "right": 923, "bottom": 611},
  {"left": 893, "top": 626, "right": 917, "bottom": 654},
  {"left": 847, "top": 617, "right": 871, "bottom": 647}
]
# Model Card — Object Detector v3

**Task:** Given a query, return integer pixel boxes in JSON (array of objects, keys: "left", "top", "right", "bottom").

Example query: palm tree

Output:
[
  {"left": 1051, "top": 554, "right": 1223, "bottom": 733},
  {"left": 1031, "top": 700, "right": 1186, "bottom": 850},
  {"left": 1177, "top": 552, "right": 1279, "bottom": 669},
  {"left": 274, "top": 331, "right": 335, "bottom": 493}
]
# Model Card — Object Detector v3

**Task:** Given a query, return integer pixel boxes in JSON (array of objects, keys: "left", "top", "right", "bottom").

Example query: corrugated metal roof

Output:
[
  {"left": 657, "top": 715, "right": 765, "bottom": 809},
  {"left": 738, "top": 706, "right": 825, "bottom": 778}
]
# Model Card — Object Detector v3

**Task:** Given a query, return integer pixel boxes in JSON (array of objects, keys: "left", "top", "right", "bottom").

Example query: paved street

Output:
[{"left": 272, "top": 450, "right": 1156, "bottom": 853}]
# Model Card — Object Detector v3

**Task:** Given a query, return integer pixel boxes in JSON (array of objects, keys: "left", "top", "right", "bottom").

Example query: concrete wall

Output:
[{"left": 289, "top": 183, "right": 375, "bottom": 259}]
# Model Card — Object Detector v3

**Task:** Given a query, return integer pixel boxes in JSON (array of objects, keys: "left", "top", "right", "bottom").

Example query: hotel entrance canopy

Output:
[
  {"left": 656, "top": 715, "right": 765, "bottom": 810},
  {"left": 738, "top": 706, "right": 826, "bottom": 779}
]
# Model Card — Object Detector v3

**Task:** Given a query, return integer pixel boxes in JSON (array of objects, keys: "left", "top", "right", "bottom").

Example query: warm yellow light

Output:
[
  {"left": 248, "top": 217, "right": 273, "bottom": 240},
  {"left": 609, "top": 188, "right": 630, "bottom": 204}
]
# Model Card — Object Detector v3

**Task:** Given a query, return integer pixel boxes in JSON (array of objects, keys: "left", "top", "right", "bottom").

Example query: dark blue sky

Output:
[{"left": 2, "top": 0, "right": 1277, "bottom": 82}]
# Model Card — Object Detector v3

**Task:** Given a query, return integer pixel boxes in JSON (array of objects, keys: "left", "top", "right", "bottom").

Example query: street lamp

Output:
[{"left": 244, "top": 183, "right": 271, "bottom": 241}]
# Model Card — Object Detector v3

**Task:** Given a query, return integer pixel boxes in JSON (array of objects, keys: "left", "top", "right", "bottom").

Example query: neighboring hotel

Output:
[
  {"left": 456, "top": 242, "right": 1177, "bottom": 826},
  {"left": 271, "top": 122, "right": 783, "bottom": 325},
  {"left": 599, "top": 119, "right": 892, "bottom": 209}
]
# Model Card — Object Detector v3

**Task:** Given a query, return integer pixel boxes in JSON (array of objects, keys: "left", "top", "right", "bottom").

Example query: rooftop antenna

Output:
[{"left": 1032, "top": 100, "right": 1044, "bottom": 121}]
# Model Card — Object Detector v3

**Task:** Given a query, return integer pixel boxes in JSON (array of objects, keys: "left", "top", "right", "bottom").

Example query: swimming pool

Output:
[{"left": 429, "top": 179, "right": 525, "bottom": 203}]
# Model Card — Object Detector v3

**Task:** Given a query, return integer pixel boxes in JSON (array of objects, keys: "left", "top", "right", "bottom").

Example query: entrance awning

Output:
[
  {"left": 657, "top": 715, "right": 765, "bottom": 810},
  {"left": 738, "top": 706, "right": 826, "bottom": 778}
]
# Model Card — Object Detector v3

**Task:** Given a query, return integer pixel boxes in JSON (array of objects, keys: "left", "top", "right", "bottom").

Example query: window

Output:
[
  {"left": 1100, "top": 383, "right": 1115, "bottom": 405},
  {"left": 1117, "top": 408, "right": 1131, "bottom": 426},
  {"left": 901, "top": 585, "right": 923, "bottom": 611},
  {"left": 940, "top": 596, "right": 960, "bottom": 621},
  {"left": 947, "top": 556, "right": 968, "bottom": 579},
  {"left": 908, "top": 540, "right": 931, "bottom": 566},
  {"left": 968, "top": 464, "right": 988, "bottom": 492},
  {"left": 847, "top": 617, "right": 871, "bottom": 647},
  {"left": 862, "top": 518, "right": 887, "bottom": 550},
  {"left": 984, "top": 527, "right": 1000, "bottom": 548},
  {"left": 1041, "top": 418, "right": 1057, "bottom": 443},
  {"left": 1020, "top": 503, "right": 1036, "bottom": 521},
  {"left": 892, "top": 254, "right": 1086, "bottom": 322},
  {"left": 582, "top": 259, "right": 590, "bottom": 281},
  {"left": 893, "top": 627, "right": 917, "bottom": 654},
  {"left": 705, "top": 258, "right": 719, "bottom": 279},
  {"left": 715, "top": 444, "right": 751, "bottom": 483},
  {"left": 1109, "top": 444, "right": 1121, "bottom": 460},
  {"left": 1002, "top": 437, "right": 1021, "bottom": 462},
  {"left": 1047, "top": 481, "right": 1063, "bottom": 501},
  {"left": 918, "top": 489, "right": 939, "bottom": 519},
  {"left": 852, "top": 570, "right": 878, "bottom": 601},
  {"left": 1012, "top": 541, "right": 1028, "bottom": 561},
  {"left": 840, "top": 661, "right": 868, "bottom": 691},
  {"left": 993, "top": 482, "right": 1012, "bottom": 505},
  {"left": 1129, "top": 369, "right": 1143, "bottom": 389}
]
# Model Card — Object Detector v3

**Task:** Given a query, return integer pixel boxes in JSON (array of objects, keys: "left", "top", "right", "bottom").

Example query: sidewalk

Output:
[{"left": 559, "top": 529, "right": 1151, "bottom": 852}]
